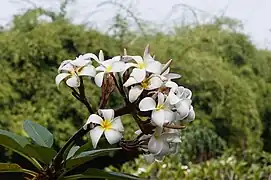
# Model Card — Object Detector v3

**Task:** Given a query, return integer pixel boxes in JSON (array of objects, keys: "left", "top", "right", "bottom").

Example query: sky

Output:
[{"left": 1, "top": 0, "right": 271, "bottom": 49}]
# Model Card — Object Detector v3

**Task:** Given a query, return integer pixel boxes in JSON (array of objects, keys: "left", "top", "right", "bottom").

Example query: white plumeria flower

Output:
[
  {"left": 175, "top": 105, "right": 195, "bottom": 122},
  {"left": 94, "top": 52, "right": 126, "bottom": 87},
  {"left": 144, "top": 128, "right": 181, "bottom": 163},
  {"left": 167, "top": 86, "right": 193, "bottom": 120},
  {"left": 125, "top": 45, "right": 162, "bottom": 83},
  {"left": 161, "top": 59, "right": 181, "bottom": 82},
  {"left": 168, "top": 86, "right": 192, "bottom": 105},
  {"left": 85, "top": 109, "right": 124, "bottom": 148},
  {"left": 139, "top": 92, "right": 175, "bottom": 127},
  {"left": 125, "top": 76, "right": 163, "bottom": 103},
  {"left": 55, "top": 55, "right": 96, "bottom": 88},
  {"left": 162, "top": 67, "right": 181, "bottom": 89}
]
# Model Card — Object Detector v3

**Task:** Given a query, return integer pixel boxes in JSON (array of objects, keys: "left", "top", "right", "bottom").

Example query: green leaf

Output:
[
  {"left": 63, "top": 168, "right": 142, "bottom": 180},
  {"left": 0, "top": 129, "right": 29, "bottom": 147},
  {"left": 0, "top": 163, "right": 21, "bottom": 172},
  {"left": 74, "top": 141, "right": 93, "bottom": 156},
  {"left": 23, "top": 120, "right": 54, "bottom": 147},
  {"left": 0, "top": 163, "right": 37, "bottom": 176},
  {"left": 66, "top": 146, "right": 80, "bottom": 160},
  {"left": 65, "top": 148, "right": 121, "bottom": 170},
  {"left": 0, "top": 130, "right": 42, "bottom": 170},
  {"left": 24, "top": 144, "right": 57, "bottom": 165}
]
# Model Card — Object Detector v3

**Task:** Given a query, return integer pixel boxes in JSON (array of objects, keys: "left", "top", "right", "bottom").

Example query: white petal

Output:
[
  {"left": 129, "top": 86, "right": 143, "bottom": 103},
  {"left": 89, "top": 126, "right": 104, "bottom": 148},
  {"left": 183, "top": 88, "right": 192, "bottom": 99},
  {"left": 143, "top": 44, "right": 150, "bottom": 60},
  {"left": 131, "top": 56, "right": 144, "bottom": 64},
  {"left": 78, "top": 65, "right": 96, "bottom": 77},
  {"left": 104, "top": 129, "right": 122, "bottom": 144},
  {"left": 111, "top": 56, "right": 121, "bottom": 61},
  {"left": 162, "top": 67, "right": 170, "bottom": 76},
  {"left": 157, "top": 92, "right": 165, "bottom": 106},
  {"left": 165, "top": 81, "right": 178, "bottom": 89},
  {"left": 164, "top": 109, "right": 175, "bottom": 124},
  {"left": 161, "top": 133, "right": 181, "bottom": 143},
  {"left": 148, "top": 136, "right": 164, "bottom": 154},
  {"left": 147, "top": 76, "right": 163, "bottom": 90},
  {"left": 161, "top": 59, "right": 172, "bottom": 73},
  {"left": 99, "top": 109, "right": 114, "bottom": 121},
  {"left": 166, "top": 73, "right": 181, "bottom": 80},
  {"left": 55, "top": 73, "right": 70, "bottom": 87},
  {"left": 183, "top": 106, "right": 195, "bottom": 122},
  {"left": 60, "top": 63, "right": 74, "bottom": 72},
  {"left": 152, "top": 110, "right": 165, "bottom": 127},
  {"left": 143, "top": 154, "right": 155, "bottom": 164},
  {"left": 139, "top": 97, "right": 156, "bottom": 111},
  {"left": 111, "top": 117, "right": 124, "bottom": 131},
  {"left": 58, "top": 60, "right": 72, "bottom": 73},
  {"left": 126, "top": 62, "right": 138, "bottom": 68},
  {"left": 101, "top": 59, "right": 116, "bottom": 67},
  {"left": 96, "top": 65, "right": 106, "bottom": 72},
  {"left": 94, "top": 72, "right": 105, "bottom": 87},
  {"left": 86, "top": 114, "right": 103, "bottom": 125},
  {"left": 123, "top": 77, "right": 138, "bottom": 87},
  {"left": 175, "top": 99, "right": 192, "bottom": 119},
  {"left": 168, "top": 90, "right": 181, "bottom": 105},
  {"left": 111, "top": 61, "right": 126, "bottom": 72},
  {"left": 156, "top": 141, "right": 170, "bottom": 156},
  {"left": 82, "top": 53, "right": 99, "bottom": 62},
  {"left": 99, "top": 50, "right": 104, "bottom": 62},
  {"left": 146, "top": 60, "right": 162, "bottom": 74},
  {"left": 71, "top": 57, "right": 90, "bottom": 67},
  {"left": 130, "top": 68, "right": 146, "bottom": 83},
  {"left": 120, "top": 63, "right": 133, "bottom": 75},
  {"left": 66, "top": 75, "right": 80, "bottom": 87}
]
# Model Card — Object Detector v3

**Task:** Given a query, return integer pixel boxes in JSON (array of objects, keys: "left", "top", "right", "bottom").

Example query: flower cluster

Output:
[{"left": 55, "top": 45, "right": 195, "bottom": 163}]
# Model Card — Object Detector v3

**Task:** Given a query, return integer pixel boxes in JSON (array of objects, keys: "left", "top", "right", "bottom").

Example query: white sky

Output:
[{"left": 1, "top": 0, "right": 271, "bottom": 49}]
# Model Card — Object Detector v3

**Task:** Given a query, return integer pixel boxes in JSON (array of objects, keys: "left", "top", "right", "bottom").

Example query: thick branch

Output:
[{"left": 163, "top": 124, "right": 186, "bottom": 129}]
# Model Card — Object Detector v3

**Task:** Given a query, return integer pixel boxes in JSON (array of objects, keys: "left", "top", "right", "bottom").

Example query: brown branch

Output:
[
  {"left": 77, "top": 77, "right": 94, "bottom": 114},
  {"left": 163, "top": 124, "right": 186, "bottom": 129}
]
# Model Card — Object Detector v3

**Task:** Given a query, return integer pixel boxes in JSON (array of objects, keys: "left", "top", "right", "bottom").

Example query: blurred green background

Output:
[{"left": 0, "top": 2, "right": 271, "bottom": 179}]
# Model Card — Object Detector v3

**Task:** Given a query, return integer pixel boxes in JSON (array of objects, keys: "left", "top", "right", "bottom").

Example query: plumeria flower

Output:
[
  {"left": 85, "top": 109, "right": 124, "bottom": 148},
  {"left": 167, "top": 86, "right": 193, "bottom": 120},
  {"left": 139, "top": 92, "right": 175, "bottom": 127},
  {"left": 124, "top": 45, "right": 162, "bottom": 83},
  {"left": 94, "top": 51, "right": 126, "bottom": 87},
  {"left": 55, "top": 55, "right": 96, "bottom": 88},
  {"left": 144, "top": 128, "right": 181, "bottom": 163},
  {"left": 168, "top": 86, "right": 192, "bottom": 105},
  {"left": 162, "top": 67, "right": 181, "bottom": 89},
  {"left": 161, "top": 59, "right": 181, "bottom": 82},
  {"left": 124, "top": 76, "right": 163, "bottom": 103},
  {"left": 175, "top": 105, "right": 195, "bottom": 122}
]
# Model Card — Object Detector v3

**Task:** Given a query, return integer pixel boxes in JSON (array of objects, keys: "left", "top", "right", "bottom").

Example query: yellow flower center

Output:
[
  {"left": 156, "top": 104, "right": 164, "bottom": 110},
  {"left": 140, "top": 79, "right": 149, "bottom": 89},
  {"left": 70, "top": 67, "right": 82, "bottom": 75},
  {"left": 106, "top": 65, "right": 112, "bottom": 72},
  {"left": 101, "top": 119, "right": 112, "bottom": 131},
  {"left": 138, "top": 63, "right": 145, "bottom": 69}
]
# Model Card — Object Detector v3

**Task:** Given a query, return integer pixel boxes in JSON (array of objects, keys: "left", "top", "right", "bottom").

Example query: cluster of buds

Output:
[{"left": 55, "top": 45, "right": 195, "bottom": 163}]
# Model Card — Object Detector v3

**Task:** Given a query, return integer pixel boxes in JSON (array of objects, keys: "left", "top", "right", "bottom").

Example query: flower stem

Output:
[{"left": 78, "top": 77, "right": 94, "bottom": 114}]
